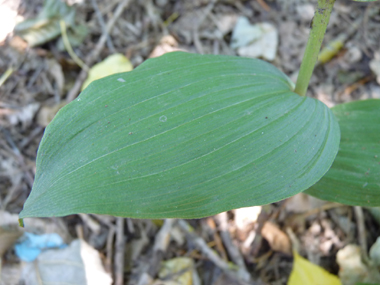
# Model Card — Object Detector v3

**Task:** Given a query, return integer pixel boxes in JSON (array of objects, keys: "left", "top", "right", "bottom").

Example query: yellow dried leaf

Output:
[
  {"left": 318, "top": 39, "right": 344, "bottom": 64},
  {"left": 82, "top": 54, "right": 133, "bottom": 91},
  {"left": 157, "top": 257, "right": 193, "bottom": 285},
  {"left": 288, "top": 250, "right": 341, "bottom": 285}
]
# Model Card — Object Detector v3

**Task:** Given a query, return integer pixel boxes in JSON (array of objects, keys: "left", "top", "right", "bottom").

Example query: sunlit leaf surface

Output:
[{"left": 20, "top": 52, "right": 339, "bottom": 219}]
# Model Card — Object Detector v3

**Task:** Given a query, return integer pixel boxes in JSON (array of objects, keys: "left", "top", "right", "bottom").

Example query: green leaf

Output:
[
  {"left": 306, "top": 99, "right": 380, "bottom": 206},
  {"left": 14, "top": 0, "right": 77, "bottom": 47},
  {"left": 19, "top": 52, "right": 340, "bottom": 220}
]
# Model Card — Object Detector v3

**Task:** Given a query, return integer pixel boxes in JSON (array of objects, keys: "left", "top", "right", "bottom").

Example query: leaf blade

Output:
[
  {"left": 306, "top": 99, "right": 380, "bottom": 206},
  {"left": 20, "top": 52, "right": 340, "bottom": 219}
]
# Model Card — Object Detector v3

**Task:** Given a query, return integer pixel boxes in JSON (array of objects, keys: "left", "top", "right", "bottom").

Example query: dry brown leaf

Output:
[
  {"left": 261, "top": 221, "right": 291, "bottom": 255},
  {"left": 0, "top": 227, "right": 23, "bottom": 257},
  {"left": 149, "top": 35, "right": 185, "bottom": 58},
  {"left": 0, "top": 211, "right": 23, "bottom": 257},
  {"left": 36, "top": 101, "right": 67, "bottom": 127},
  {"left": 285, "top": 193, "right": 327, "bottom": 214}
]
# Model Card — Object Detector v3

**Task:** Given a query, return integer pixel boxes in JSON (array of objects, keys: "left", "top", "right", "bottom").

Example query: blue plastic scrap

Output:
[{"left": 15, "top": 232, "right": 67, "bottom": 262}]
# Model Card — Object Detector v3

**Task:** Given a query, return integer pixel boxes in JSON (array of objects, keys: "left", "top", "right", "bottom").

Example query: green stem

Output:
[{"left": 294, "top": 0, "right": 336, "bottom": 96}]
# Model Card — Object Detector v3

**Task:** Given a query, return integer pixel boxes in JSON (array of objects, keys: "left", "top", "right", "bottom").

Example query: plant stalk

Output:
[{"left": 294, "top": 0, "right": 336, "bottom": 96}]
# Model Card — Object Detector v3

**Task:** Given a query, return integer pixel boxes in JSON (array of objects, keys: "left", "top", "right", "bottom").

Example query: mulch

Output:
[{"left": 1, "top": 0, "right": 380, "bottom": 284}]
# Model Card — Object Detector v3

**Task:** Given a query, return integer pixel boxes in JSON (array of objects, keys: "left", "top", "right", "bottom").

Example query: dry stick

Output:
[
  {"left": 215, "top": 212, "right": 251, "bottom": 282},
  {"left": 136, "top": 219, "right": 174, "bottom": 285},
  {"left": 114, "top": 217, "right": 126, "bottom": 285},
  {"left": 66, "top": 0, "right": 131, "bottom": 102},
  {"left": 177, "top": 220, "right": 255, "bottom": 285},
  {"left": 78, "top": 213, "right": 101, "bottom": 234},
  {"left": 147, "top": 219, "right": 175, "bottom": 277},
  {"left": 0, "top": 127, "right": 31, "bottom": 209},
  {"left": 90, "top": 0, "right": 116, "bottom": 53},
  {"left": 60, "top": 20, "right": 89, "bottom": 71},
  {"left": 354, "top": 206, "right": 368, "bottom": 257},
  {"left": 105, "top": 225, "right": 116, "bottom": 274},
  {"left": 192, "top": 0, "right": 217, "bottom": 54}
]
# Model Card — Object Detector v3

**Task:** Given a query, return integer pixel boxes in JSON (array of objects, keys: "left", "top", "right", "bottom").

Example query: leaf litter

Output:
[{"left": 1, "top": 0, "right": 380, "bottom": 284}]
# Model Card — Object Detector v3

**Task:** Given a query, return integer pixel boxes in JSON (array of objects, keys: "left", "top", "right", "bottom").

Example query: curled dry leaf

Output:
[
  {"left": 262, "top": 221, "right": 291, "bottom": 255},
  {"left": 149, "top": 35, "right": 185, "bottom": 58}
]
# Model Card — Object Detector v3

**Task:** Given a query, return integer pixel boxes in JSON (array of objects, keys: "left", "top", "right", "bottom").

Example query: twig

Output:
[
  {"left": 192, "top": 0, "right": 217, "bottom": 54},
  {"left": 177, "top": 219, "right": 255, "bottom": 285},
  {"left": 250, "top": 207, "right": 272, "bottom": 257},
  {"left": 215, "top": 212, "right": 251, "bottom": 282},
  {"left": 90, "top": 0, "right": 116, "bottom": 53},
  {"left": 75, "top": 224, "right": 84, "bottom": 240},
  {"left": 19, "top": 126, "right": 43, "bottom": 149},
  {"left": 105, "top": 225, "right": 116, "bottom": 274},
  {"left": 148, "top": 219, "right": 175, "bottom": 277},
  {"left": 114, "top": 217, "right": 125, "bottom": 285},
  {"left": 126, "top": 218, "right": 135, "bottom": 234},
  {"left": 136, "top": 219, "right": 174, "bottom": 284},
  {"left": 153, "top": 219, "right": 175, "bottom": 252},
  {"left": 60, "top": 20, "right": 89, "bottom": 71},
  {"left": 0, "top": 67, "right": 13, "bottom": 87},
  {"left": 78, "top": 213, "right": 101, "bottom": 234},
  {"left": 354, "top": 206, "right": 368, "bottom": 257},
  {"left": 66, "top": 0, "right": 131, "bottom": 102},
  {"left": 256, "top": 0, "right": 271, "bottom": 12},
  {"left": 302, "top": 203, "right": 346, "bottom": 218}
]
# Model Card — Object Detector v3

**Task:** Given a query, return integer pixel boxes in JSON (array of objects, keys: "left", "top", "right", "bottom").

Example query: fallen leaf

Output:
[
  {"left": 156, "top": 257, "right": 194, "bottom": 285},
  {"left": 262, "top": 221, "right": 291, "bottom": 255},
  {"left": 296, "top": 4, "right": 315, "bottom": 21},
  {"left": 36, "top": 101, "right": 67, "bottom": 127},
  {"left": 0, "top": 211, "right": 23, "bottom": 257},
  {"left": 149, "top": 35, "right": 184, "bottom": 58},
  {"left": 234, "top": 206, "right": 262, "bottom": 241},
  {"left": 14, "top": 0, "right": 77, "bottom": 47},
  {"left": 234, "top": 206, "right": 262, "bottom": 230},
  {"left": 288, "top": 250, "right": 341, "bottom": 285},
  {"left": 230, "top": 17, "right": 262, "bottom": 49},
  {"left": 6, "top": 103, "right": 40, "bottom": 128},
  {"left": 285, "top": 193, "right": 327, "bottom": 214},
  {"left": 370, "top": 236, "right": 380, "bottom": 267},
  {"left": 20, "top": 239, "right": 112, "bottom": 285},
  {"left": 0, "top": 228, "right": 23, "bottom": 257},
  {"left": 56, "top": 24, "right": 88, "bottom": 51},
  {"left": 231, "top": 17, "right": 278, "bottom": 61},
  {"left": 337, "top": 244, "right": 380, "bottom": 285},
  {"left": 82, "top": 54, "right": 133, "bottom": 91}
]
